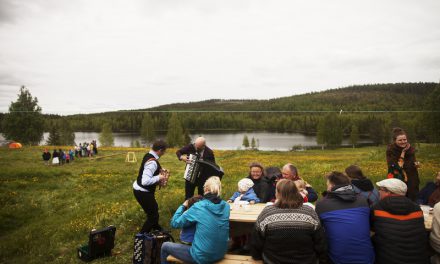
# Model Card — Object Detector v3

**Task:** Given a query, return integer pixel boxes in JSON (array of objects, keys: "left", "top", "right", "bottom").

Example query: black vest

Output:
[{"left": 137, "top": 153, "right": 161, "bottom": 193}]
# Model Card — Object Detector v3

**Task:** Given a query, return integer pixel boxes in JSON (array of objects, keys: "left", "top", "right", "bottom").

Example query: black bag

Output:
[
  {"left": 77, "top": 225, "right": 116, "bottom": 262},
  {"left": 133, "top": 231, "right": 175, "bottom": 264}
]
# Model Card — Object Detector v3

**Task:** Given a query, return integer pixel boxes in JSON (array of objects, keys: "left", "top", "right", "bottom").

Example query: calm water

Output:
[{"left": 0, "top": 131, "right": 372, "bottom": 151}]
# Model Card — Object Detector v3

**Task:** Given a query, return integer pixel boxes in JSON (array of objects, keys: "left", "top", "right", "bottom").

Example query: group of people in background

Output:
[
  {"left": 41, "top": 140, "right": 98, "bottom": 165},
  {"left": 131, "top": 127, "right": 440, "bottom": 264}
]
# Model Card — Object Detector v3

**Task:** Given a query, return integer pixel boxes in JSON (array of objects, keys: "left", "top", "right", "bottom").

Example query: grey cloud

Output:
[
  {"left": 0, "top": 0, "right": 80, "bottom": 25},
  {"left": 418, "top": 56, "right": 440, "bottom": 69},
  {"left": 0, "top": 0, "right": 19, "bottom": 23},
  {"left": 0, "top": 73, "right": 23, "bottom": 87}
]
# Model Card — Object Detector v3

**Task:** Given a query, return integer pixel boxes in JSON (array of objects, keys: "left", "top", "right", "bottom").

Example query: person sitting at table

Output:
[
  {"left": 294, "top": 179, "right": 309, "bottom": 202},
  {"left": 316, "top": 171, "right": 374, "bottom": 264},
  {"left": 251, "top": 179, "right": 327, "bottom": 263},
  {"left": 282, "top": 163, "right": 318, "bottom": 202},
  {"left": 345, "top": 164, "right": 380, "bottom": 207},
  {"left": 371, "top": 178, "right": 428, "bottom": 264},
  {"left": 246, "top": 162, "right": 273, "bottom": 203},
  {"left": 417, "top": 171, "right": 440, "bottom": 207},
  {"left": 180, "top": 195, "right": 202, "bottom": 245},
  {"left": 263, "top": 166, "right": 282, "bottom": 202},
  {"left": 227, "top": 178, "right": 260, "bottom": 204},
  {"left": 430, "top": 202, "right": 440, "bottom": 263},
  {"left": 294, "top": 179, "right": 316, "bottom": 210},
  {"left": 161, "top": 176, "right": 229, "bottom": 264}
]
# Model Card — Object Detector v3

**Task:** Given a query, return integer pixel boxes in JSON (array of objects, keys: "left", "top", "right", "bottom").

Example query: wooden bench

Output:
[{"left": 166, "top": 254, "right": 263, "bottom": 264}]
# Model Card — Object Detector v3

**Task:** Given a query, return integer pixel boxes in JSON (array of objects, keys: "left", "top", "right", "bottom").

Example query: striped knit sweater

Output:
[{"left": 250, "top": 205, "right": 327, "bottom": 264}]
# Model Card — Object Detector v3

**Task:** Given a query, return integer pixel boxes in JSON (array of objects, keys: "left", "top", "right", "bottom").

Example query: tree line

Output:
[{"left": 1, "top": 83, "right": 439, "bottom": 146}]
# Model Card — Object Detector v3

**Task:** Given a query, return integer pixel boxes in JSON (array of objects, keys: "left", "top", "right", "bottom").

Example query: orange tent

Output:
[{"left": 9, "top": 142, "right": 22, "bottom": 149}]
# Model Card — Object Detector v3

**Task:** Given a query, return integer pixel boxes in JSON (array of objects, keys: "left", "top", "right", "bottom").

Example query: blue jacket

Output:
[
  {"left": 180, "top": 224, "right": 196, "bottom": 244},
  {"left": 229, "top": 188, "right": 260, "bottom": 203},
  {"left": 316, "top": 184, "right": 375, "bottom": 264},
  {"left": 171, "top": 198, "right": 230, "bottom": 264}
]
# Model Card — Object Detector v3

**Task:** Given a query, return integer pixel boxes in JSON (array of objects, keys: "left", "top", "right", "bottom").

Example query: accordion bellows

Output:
[
  {"left": 133, "top": 231, "right": 174, "bottom": 264},
  {"left": 183, "top": 154, "right": 200, "bottom": 184}
]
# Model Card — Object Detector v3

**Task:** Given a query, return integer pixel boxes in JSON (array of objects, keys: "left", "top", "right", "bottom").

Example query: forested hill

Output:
[
  {"left": 2, "top": 82, "right": 437, "bottom": 143},
  {"left": 147, "top": 83, "right": 436, "bottom": 111}
]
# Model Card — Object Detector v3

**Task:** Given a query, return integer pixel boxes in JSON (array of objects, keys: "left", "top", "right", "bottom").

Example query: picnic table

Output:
[
  {"left": 229, "top": 203, "right": 267, "bottom": 223},
  {"left": 229, "top": 203, "right": 433, "bottom": 231}
]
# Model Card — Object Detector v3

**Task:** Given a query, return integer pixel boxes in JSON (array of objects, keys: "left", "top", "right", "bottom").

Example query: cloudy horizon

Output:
[{"left": 0, "top": 0, "right": 439, "bottom": 115}]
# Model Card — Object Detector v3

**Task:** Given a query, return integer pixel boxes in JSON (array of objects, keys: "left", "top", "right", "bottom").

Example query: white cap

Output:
[
  {"left": 238, "top": 178, "right": 254, "bottom": 193},
  {"left": 376, "top": 178, "right": 407, "bottom": 196}
]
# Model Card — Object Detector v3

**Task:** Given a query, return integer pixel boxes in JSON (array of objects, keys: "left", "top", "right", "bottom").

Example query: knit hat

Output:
[
  {"left": 376, "top": 178, "right": 407, "bottom": 196},
  {"left": 238, "top": 178, "right": 254, "bottom": 193}
]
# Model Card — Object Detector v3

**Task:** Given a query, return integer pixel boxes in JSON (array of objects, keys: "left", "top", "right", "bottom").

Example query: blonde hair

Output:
[
  {"left": 294, "top": 179, "right": 306, "bottom": 191},
  {"left": 204, "top": 176, "right": 222, "bottom": 196}
]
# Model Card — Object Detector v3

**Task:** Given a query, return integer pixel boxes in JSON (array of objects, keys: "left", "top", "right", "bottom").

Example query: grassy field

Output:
[{"left": 0, "top": 145, "right": 439, "bottom": 263}]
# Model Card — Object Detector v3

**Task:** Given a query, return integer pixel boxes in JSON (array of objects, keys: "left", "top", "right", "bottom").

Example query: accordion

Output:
[
  {"left": 133, "top": 231, "right": 174, "bottom": 264},
  {"left": 183, "top": 154, "right": 224, "bottom": 184},
  {"left": 183, "top": 154, "right": 201, "bottom": 184}
]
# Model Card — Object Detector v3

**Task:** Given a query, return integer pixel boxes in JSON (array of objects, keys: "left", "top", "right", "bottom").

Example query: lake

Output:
[{"left": 8, "top": 131, "right": 374, "bottom": 151}]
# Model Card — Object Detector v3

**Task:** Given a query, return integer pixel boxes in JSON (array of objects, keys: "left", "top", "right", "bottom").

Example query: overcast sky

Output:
[{"left": 0, "top": 0, "right": 439, "bottom": 115}]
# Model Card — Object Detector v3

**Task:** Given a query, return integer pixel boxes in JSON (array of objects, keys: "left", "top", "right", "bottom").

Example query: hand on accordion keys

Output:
[{"left": 159, "top": 169, "right": 170, "bottom": 187}]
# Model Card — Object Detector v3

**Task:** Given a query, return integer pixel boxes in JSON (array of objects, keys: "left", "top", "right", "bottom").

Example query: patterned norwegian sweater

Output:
[{"left": 250, "top": 205, "right": 327, "bottom": 264}]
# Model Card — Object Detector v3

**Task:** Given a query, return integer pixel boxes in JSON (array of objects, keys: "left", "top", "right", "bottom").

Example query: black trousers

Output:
[
  {"left": 133, "top": 189, "right": 161, "bottom": 233},
  {"left": 185, "top": 176, "right": 209, "bottom": 200}
]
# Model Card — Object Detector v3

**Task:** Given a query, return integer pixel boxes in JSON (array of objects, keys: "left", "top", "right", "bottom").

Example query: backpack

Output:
[{"left": 133, "top": 231, "right": 175, "bottom": 264}]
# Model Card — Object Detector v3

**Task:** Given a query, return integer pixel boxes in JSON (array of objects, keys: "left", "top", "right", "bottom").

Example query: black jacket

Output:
[
  {"left": 176, "top": 144, "right": 215, "bottom": 163},
  {"left": 371, "top": 196, "right": 428, "bottom": 264},
  {"left": 176, "top": 144, "right": 216, "bottom": 180},
  {"left": 247, "top": 176, "right": 274, "bottom": 203},
  {"left": 42, "top": 152, "right": 51, "bottom": 161}
]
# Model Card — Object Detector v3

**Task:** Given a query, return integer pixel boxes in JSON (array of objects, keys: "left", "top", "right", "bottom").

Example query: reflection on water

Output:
[
  {"left": 39, "top": 131, "right": 371, "bottom": 151},
  {"left": 1, "top": 131, "right": 372, "bottom": 151}
]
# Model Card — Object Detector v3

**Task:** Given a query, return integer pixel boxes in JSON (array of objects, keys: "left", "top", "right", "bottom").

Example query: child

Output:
[
  {"left": 295, "top": 179, "right": 315, "bottom": 209},
  {"left": 228, "top": 178, "right": 260, "bottom": 204},
  {"left": 180, "top": 195, "right": 202, "bottom": 244},
  {"left": 65, "top": 151, "right": 70, "bottom": 164},
  {"left": 69, "top": 149, "right": 74, "bottom": 161},
  {"left": 294, "top": 179, "right": 309, "bottom": 202}
]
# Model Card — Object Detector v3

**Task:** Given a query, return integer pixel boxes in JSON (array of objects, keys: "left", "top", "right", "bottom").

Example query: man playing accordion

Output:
[{"left": 176, "top": 137, "right": 216, "bottom": 199}]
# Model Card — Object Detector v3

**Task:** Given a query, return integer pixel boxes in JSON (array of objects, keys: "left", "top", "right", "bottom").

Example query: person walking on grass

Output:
[{"left": 42, "top": 149, "right": 51, "bottom": 165}]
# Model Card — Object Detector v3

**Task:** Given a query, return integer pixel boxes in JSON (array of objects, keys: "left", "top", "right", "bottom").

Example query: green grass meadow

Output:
[{"left": 0, "top": 145, "right": 439, "bottom": 263}]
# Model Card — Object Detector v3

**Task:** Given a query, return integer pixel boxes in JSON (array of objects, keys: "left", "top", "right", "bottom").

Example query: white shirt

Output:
[{"left": 133, "top": 150, "right": 160, "bottom": 192}]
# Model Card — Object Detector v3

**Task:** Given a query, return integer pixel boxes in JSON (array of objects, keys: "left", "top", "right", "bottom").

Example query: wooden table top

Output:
[
  {"left": 229, "top": 203, "right": 267, "bottom": 223},
  {"left": 229, "top": 203, "right": 433, "bottom": 231}
]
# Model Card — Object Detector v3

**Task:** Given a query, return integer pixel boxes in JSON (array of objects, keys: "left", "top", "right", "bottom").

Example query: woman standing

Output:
[
  {"left": 386, "top": 127, "right": 420, "bottom": 201},
  {"left": 251, "top": 179, "right": 327, "bottom": 264},
  {"left": 161, "top": 176, "right": 230, "bottom": 264}
]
